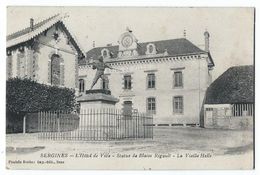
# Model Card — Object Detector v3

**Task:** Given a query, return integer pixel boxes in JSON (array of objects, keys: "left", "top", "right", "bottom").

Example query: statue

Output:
[
  {"left": 78, "top": 55, "right": 120, "bottom": 111},
  {"left": 89, "top": 55, "right": 121, "bottom": 90}
]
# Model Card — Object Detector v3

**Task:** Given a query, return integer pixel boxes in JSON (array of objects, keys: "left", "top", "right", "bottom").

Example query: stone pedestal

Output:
[
  {"left": 77, "top": 89, "right": 119, "bottom": 110},
  {"left": 77, "top": 89, "right": 119, "bottom": 130}
]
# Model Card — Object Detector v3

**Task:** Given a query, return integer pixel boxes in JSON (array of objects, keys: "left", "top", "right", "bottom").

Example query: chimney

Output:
[
  {"left": 93, "top": 41, "right": 95, "bottom": 48},
  {"left": 183, "top": 29, "right": 186, "bottom": 38},
  {"left": 204, "top": 31, "right": 210, "bottom": 52},
  {"left": 30, "top": 18, "right": 34, "bottom": 31}
]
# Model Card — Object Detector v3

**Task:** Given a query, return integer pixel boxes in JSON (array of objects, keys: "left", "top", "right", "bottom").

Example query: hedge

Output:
[{"left": 6, "top": 78, "right": 76, "bottom": 114}]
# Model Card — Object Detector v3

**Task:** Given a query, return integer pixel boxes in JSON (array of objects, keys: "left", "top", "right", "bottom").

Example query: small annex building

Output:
[{"left": 203, "top": 65, "right": 254, "bottom": 129}]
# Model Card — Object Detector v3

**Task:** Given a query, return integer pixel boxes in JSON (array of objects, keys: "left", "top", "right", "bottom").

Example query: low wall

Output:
[
  {"left": 6, "top": 112, "right": 80, "bottom": 133},
  {"left": 204, "top": 115, "right": 253, "bottom": 129},
  {"left": 204, "top": 104, "right": 253, "bottom": 129},
  {"left": 6, "top": 112, "right": 23, "bottom": 133}
]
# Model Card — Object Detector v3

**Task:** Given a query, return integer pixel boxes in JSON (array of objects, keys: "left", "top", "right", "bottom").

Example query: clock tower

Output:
[{"left": 118, "top": 28, "right": 139, "bottom": 58}]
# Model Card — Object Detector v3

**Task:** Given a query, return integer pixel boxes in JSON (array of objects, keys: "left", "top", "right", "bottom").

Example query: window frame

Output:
[
  {"left": 79, "top": 79, "right": 85, "bottom": 93},
  {"left": 173, "top": 71, "right": 183, "bottom": 88},
  {"left": 173, "top": 96, "right": 184, "bottom": 114},
  {"left": 123, "top": 75, "right": 132, "bottom": 90},
  {"left": 147, "top": 97, "right": 156, "bottom": 114},
  {"left": 147, "top": 73, "right": 156, "bottom": 89},
  {"left": 148, "top": 45, "right": 154, "bottom": 53},
  {"left": 145, "top": 43, "right": 156, "bottom": 55},
  {"left": 101, "top": 48, "right": 110, "bottom": 58},
  {"left": 50, "top": 54, "right": 61, "bottom": 86},
  {"left": 103, "top": 50, "right": 108, "bottom": 57}
]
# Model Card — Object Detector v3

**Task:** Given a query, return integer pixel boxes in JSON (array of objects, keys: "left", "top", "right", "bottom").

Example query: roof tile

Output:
[
  {"left": 6, "top": 14, "right": 85, "bottom": 57},
  {"left": 80, "top": 38, "right": 205, "bottom": 65},
  {"left": 7, "top": 14, "right": 59, "bottom": 41},
  {"left": 205, "top": 65, "right": 254, "bottom": 104}
]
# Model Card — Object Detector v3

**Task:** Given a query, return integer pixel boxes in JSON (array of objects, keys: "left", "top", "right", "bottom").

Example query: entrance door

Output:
[{"left": 123, "top": 101, "right": 133, "bottom": 117}]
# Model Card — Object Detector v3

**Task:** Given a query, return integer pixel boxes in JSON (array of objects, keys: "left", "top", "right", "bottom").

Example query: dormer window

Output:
[
  {"left": 163, "top": 49, "right": 168, "bottom": 56},
  {"left": 103, "top": 50, "right": 108, "bottom": 57},
  {"left": 145, "top": 43, "right": 156, "bottom": 55},
  {"left": 101, "top": 49, "right": 110, "bottom": 58},
  {"left": 149, "top": 45, "right": 153, "bottom": 53}
]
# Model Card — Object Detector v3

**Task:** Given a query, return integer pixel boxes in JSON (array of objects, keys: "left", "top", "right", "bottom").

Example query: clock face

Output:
[{"left": 122, "top": 35, "right": 133, "bottom": 48}]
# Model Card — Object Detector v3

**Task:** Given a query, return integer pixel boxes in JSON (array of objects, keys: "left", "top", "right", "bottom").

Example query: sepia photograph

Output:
[{"left": 5, "top": 6, "right": 254, "bottom": 170}]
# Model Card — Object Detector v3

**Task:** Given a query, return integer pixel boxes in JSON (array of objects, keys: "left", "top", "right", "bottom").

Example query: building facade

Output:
[
  {"left": 6, "top": 14, "right": 84, "bottom": 89},
  {"left": 78, "top": 30, "right": 215, "bottom": 126}
]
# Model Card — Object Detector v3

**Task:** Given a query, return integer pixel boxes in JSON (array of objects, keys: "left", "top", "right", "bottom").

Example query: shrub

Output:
[{"left": 6, "top": 78, "right": 76, "bottom": 114}]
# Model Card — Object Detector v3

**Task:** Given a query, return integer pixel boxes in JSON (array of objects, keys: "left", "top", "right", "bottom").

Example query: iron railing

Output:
[{"left": 38, "top": 109, "right": 153, "bottom": 141}]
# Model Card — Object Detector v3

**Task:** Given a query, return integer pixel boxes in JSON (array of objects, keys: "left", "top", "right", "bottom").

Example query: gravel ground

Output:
[{"left": 6, "top": 126, "right": 253, "bottom": 156}]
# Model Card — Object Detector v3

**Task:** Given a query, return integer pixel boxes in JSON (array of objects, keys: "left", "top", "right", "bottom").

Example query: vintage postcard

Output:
[{"left": 6, "top": 6, "right": 254, "bottom": 170}]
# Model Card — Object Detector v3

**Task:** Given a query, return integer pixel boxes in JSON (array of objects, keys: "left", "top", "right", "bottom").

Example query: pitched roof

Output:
[
  {"left": 6, "top": 14, "right": 85, "bottom": 57},
  {"left": 86, "top": 45, "right": 119, "bottom": 60},
  {"left": 205, "top": 65, "right": 254, "bottom": 104},
  {"left": 7, "top": 14, "right": 60, "bottom": 41},
  {"left": 139, "top": 38, "right": 205, "bottom": 56},
  {"left": 80, "top": 38, "right": 207, "bottom": 65}
]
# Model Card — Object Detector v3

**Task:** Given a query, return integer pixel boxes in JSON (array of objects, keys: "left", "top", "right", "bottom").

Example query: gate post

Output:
[
  {"left": 57, "top": 112, "right": 60, "bottom": 132},
  {"left": 23, "top": 115, "right": 26, "bottom": 134}
]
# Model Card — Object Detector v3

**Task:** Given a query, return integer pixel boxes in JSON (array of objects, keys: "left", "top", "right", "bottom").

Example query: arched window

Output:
[
  {"left": 48, "top": 53, "right": 64, "bottom": 86},
  {"left": 50, "top": 54, "right": 61, "bottom": 85},
  {"left": 79, "top": 79, "right": 85, "bottom": 92}
]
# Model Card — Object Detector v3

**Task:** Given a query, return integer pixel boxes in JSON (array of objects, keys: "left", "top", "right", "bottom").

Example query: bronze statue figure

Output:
[{"left": 89, "top": 56, "right": 121, "bottom": 90}]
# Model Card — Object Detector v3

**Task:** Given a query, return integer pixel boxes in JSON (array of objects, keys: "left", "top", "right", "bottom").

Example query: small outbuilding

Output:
[{"left": 203, "top": 65, "right": 254, "bottom": 129}]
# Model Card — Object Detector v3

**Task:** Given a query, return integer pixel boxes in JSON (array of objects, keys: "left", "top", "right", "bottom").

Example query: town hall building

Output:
[
  {"left": 6, "top": 14, "right": 85, "bottom": 89},
  {"left": 78, "top": 30, "right": 215, "bottom": 126}
]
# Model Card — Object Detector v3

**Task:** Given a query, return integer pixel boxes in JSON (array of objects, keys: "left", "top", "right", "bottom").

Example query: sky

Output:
[{"left": 7, "top": 7, "right": 254, "bottom": 80}]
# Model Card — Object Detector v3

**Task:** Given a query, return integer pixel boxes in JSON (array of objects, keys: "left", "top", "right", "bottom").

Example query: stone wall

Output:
[{"left": 205, "top": 115, "right": 253, "bottom": 130}]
